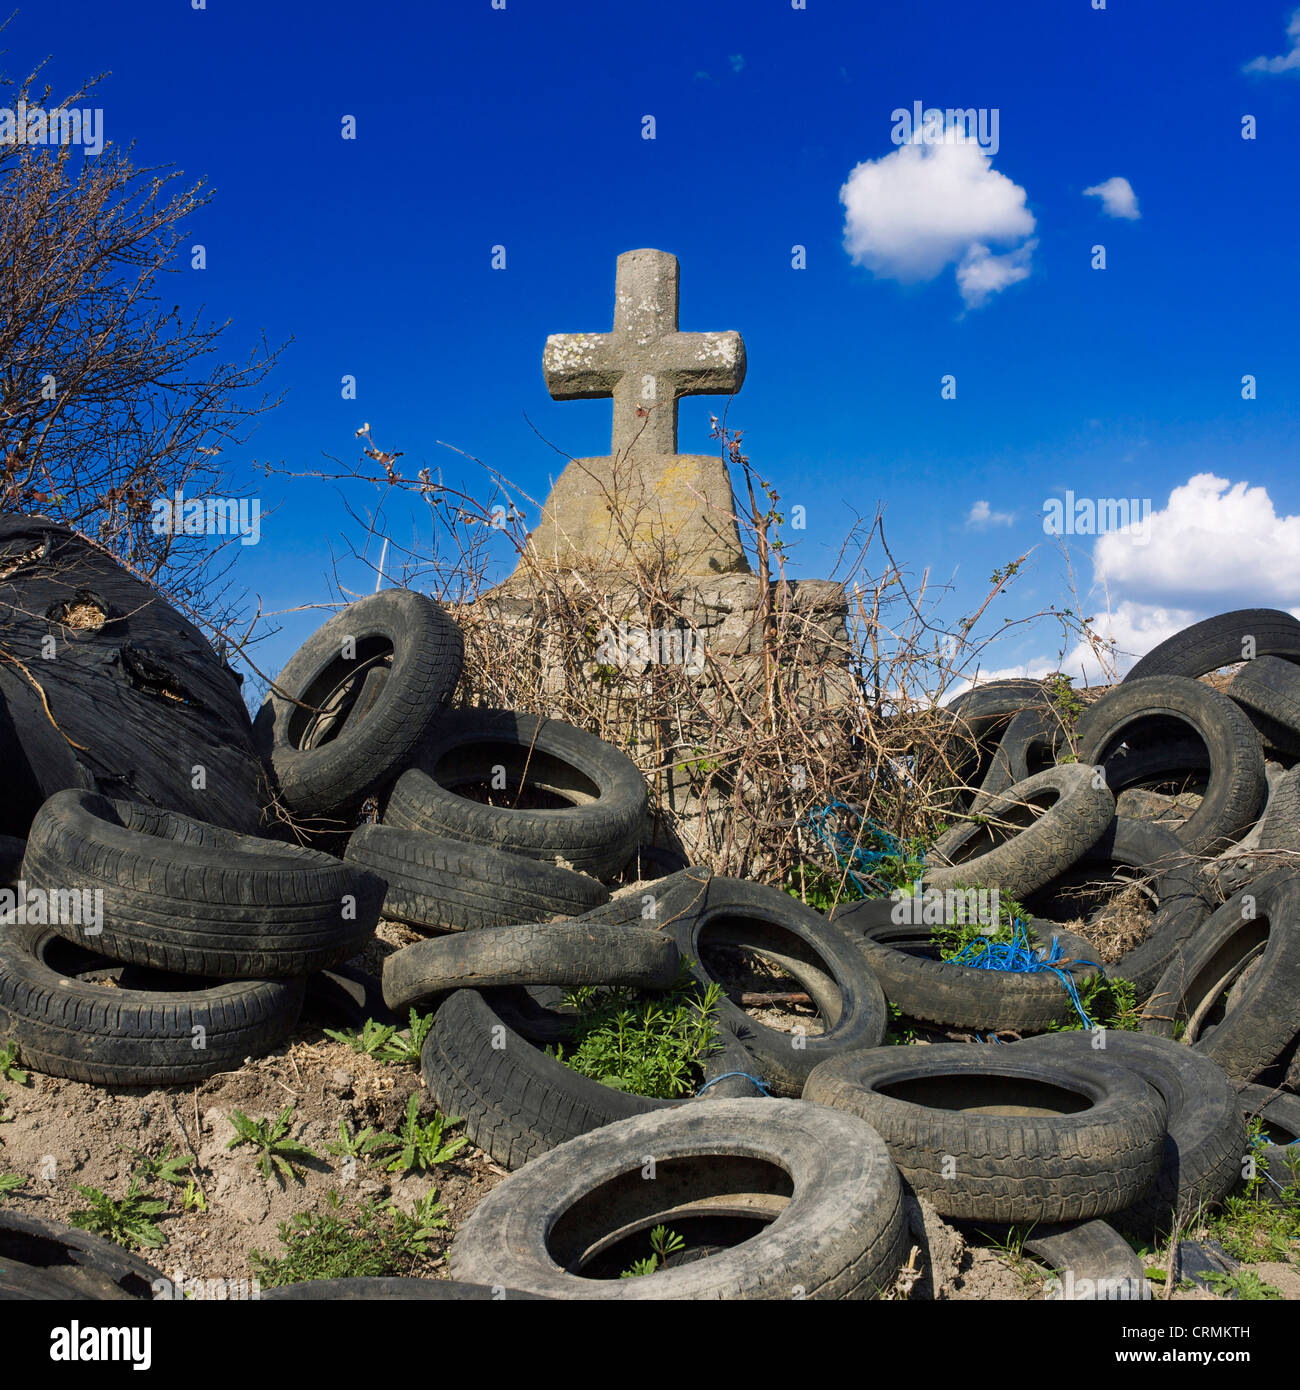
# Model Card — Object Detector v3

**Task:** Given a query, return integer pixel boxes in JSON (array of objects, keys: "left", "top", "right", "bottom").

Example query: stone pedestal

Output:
[{"left": 524, "top": 453, "right": 749, "bottom": 576}]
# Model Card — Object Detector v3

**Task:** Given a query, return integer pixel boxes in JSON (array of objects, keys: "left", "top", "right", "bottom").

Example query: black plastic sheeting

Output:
[{"left": 0, "top": 513, "right": 266, "bottom": 838}]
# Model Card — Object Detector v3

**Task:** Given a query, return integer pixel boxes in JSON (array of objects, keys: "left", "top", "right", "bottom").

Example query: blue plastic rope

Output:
[
  {"left": 946, "top": 921, "right": 1100, "bottom": 1031},
  {"left": 697, "top": 1071, "right": 772, "bottom": 1097},
  {"left": 801, "top": 801, "right": 922, "bottom": 898}
]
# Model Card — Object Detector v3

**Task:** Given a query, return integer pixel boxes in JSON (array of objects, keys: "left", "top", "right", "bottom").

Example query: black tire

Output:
[
  {"left": 1027, "top": 1221, "right": 1150, "bottom": 1301},
  {"left": 0, "top": 515, "right": 265, "bottom": 838},
  {"left": 254, "top": 590, "right": 464, "bottom": 819},
  {"left": 972, "top": 706, "right": 1063, "bottom": 809},
  {"left": 420, "top": 987, "right": 769, "bottom": 1170},
  {"left": 949, "top": 679, "right": 1055, "bottom": 721},
  {"left": 0, "top": 1210, "right": 163, "bottom": 1301},
  {"left": 1126, "top": 609, "right": 1300, "bottom": 683},
  {"left": 22, "top": 790, "right": 383, "bottom": 978},
  {"left": 449, "top": 1098, "right": 908, "bottom": 1300},
  {"left": 383, "top": 922, "right": 681, "bottom": 1012},
  {"left": 925, "top": 764, "right": 1116, "bottom": 901},
  {"left": 1142, "top": 870, "right": 1300, "bottom": 1082},
  {"left": 0, "top": 918, "right": 304, "bottom": 1086},
  {"left": 259, "top": 1278, "right": 545, "bottom": 1300},
  {"left": 1024, "top": 1031, "right": 1246, "bottom": 1234},
  {"left": 578, "top": 867, "right": 712, "bottom": 929},
  {"left": 830, "top": 898, "right": 1101, "bottom": 1032},
  {"left": 303, "top": 961, "right": 399, "bottom": 1029},
  {"left": 344, "top": 822, "right": 608, "bottom": 931},
  {"left": 1027, "top": 818, "right": 1214, "bottom": 999},
  {"left": 0, "top": 836, "right": 22, "bottom": 887},
  {"left": 943, "top": 681, "right": 1055, "bottom": 813},
  {"left": 1237, "top": 1083, "right": 1300, "bottom": 1197},
  {"left": 802, "top": 1043, "right": 1166, "bottom": 1224},
  {"left": 1228, "top": 656, "right": 1300, "bottom": 758},
  {"left": 1258, "top": 766, "right": 1300, "bottom": 853},
  {"left": 1075, "top": 676, "right": 1267, "bottom": 854},
  {"left": 384, "top": 709, "right": 646, "bottom": 880},
  {"left": 660, "top": 877, "right": 888, "bottom": 1096}
]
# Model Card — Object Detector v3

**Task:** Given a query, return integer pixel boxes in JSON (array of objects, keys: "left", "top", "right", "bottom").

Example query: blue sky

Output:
[{"left": 16, "top": 0, "right": 1300, "bottom": 687}]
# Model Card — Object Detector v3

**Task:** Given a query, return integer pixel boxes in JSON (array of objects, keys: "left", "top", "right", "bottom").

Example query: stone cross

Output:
[
  {"left": 518, "top": 249, "right": 751, "bottom": 577},
  {"left": 542, "top": 248, "right": 747, "bottom": 460}
]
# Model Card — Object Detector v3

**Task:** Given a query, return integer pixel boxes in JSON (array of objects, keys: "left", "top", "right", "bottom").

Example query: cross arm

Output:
[{"left": 542, "top": 332, "right": 621, "bottom": 400}]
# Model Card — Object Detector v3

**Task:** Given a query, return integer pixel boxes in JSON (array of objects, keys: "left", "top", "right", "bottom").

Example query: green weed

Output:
[{"left": 226, "top": 1105, "right": 322, "bottom": 1185}]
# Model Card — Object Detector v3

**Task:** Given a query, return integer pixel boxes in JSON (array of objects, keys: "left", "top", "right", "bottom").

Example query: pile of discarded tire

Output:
[
  {"left": 429, "top": 609, "right": 1300, "bottom": 1299},
  {"left": 0, "top": 516, "right": 646, "bottom": 1088},
  {"left": 3, "top": 531, "right": 1298, "bottom": 1300}
]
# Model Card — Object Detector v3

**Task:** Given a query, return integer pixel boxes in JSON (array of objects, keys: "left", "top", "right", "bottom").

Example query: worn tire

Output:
[
  {"left": 972, "top": 706, "right": 1063, "bottom": 810},
  {"left": 254, "top": 590, "right": 464, "bottom": 820},
  {"left": 1027, "top": 817, "right": 1214, "bottom": 999},
  {"left": 661, "top": 878, "right": 888, "bottom": 1096},
  {"left": 0, "top": 1211, "right": 163, "bottom": 1301},
  {"left": 578, "top": 867, "right": 712, "bottom": 929},
  {"left": 449, "top": 1098, "right": 908, "bottom": 1299},
  {"left": 924, "top": 764, "right": 1116, "bottom": 901},
  {"left": 383, "top": 922, "right": 680, "bottom": 1013},
  {"left": 420, "top": 987, "right": 768, "bottom": 1170},
  {"left": 344, "top": 822, "right": 607, "bottom": 931},
  {"left": 803, "top": 1043, "right": 1166, "bottom": 1224},
  {"left": 1075, "top": 676, "right": 1267, "bottom": 854},
  {"left": 1228, "top": 656, "right": 1300, "bottom": 758},
  {"left": 384, "top": 709, "right": 645, "bottom": 880},
  {"left": 1024, "top": 1031, "right": 1246, "bottom": 1234},
  {"left": 303, "top": 961, "right": 398, "bottom": 1029},
  {"left": 1258, "top": 766, "right": 1300, "bottom": 854},
  {"left": 22, "top": 790, "right": 382, "bottom": 978},
  {"left": 1237, "top": 1084, "right": 1300, "bottom": 1197},
  {"left": 1126, "top": 609, "right": 1300, "bottom": 683},
  {"left": 259, "top": 1277, "right": 545, "bottom": 1300},
  {"left": 0, "top": 836, "right": 21, "bottom": 887},
  {"left": 1028, "top": 1221, "right": 1150, "bottom": 1300},
  {"left": 830, "top": 898, "right": 1101, "bottom": 1032},
  {"left": 1142, "top": 870, "right": 1300, "bottom": 1082},
  {"left": 0, "top": 918, "right": 304, "bottom": 1086}
]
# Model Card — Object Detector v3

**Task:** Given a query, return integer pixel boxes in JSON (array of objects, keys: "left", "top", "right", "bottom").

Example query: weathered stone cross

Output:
[
  {"left": 542, "top": 248, "right": 747, "bottom": 460},
  {"left": 517, "top": 248, "right": 751, "bottom": 577}
]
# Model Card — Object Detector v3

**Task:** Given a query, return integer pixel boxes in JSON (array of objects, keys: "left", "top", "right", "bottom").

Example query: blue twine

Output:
[
  {"left": 801, "top": 801, "right": 923, "bottom": 898},
  {"left": 697, "top": 1071, "right": 772, "bottom": 1097},
  {"left": 946, "top": 921, "right": 1100, "bottom": 1030}
]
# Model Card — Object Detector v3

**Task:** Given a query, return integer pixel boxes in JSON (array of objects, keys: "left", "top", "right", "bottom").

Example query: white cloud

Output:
[
  {"left": 840, "top": 131, "right": 1036, "bottom": 307},
  {"left": 1093, "top": 473, "right": 1300, "bottom": 607},
  {"left": 966, "top": 499, "right": 1015, "bottom": 527},
  {"left": 1060, "top": 473, "right": 1300, "bottom": 677},
  {"left": 1244, "top": 8, "right": 1300, "bottom": 73},
  {"left": 956, "top": 241, "right": 1037, "bottom": 307},
  {"left": 1083, "top": 176, "right": 1141, "bottom": 220}
]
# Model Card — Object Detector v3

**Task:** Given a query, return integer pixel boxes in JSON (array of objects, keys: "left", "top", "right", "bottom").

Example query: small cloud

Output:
[
  {"left": 1244, "top": 7, "right": 1300, "bottom": 73},
  {"left": 956, "top": 240, "right": 1036, "bottom": 308},
  {"left": 967, "top": 499, "right": 1014, "bottom": 528},
  {"left": 694, "top": 70, "right": 712, "bottom": 82},
  {"left": 839, "top": 128, "right": 1036, "bottom": 309},
  {"left": 729, "top": 53, "right": 745, "bottom": 73},
  {"left": 1084, "top": 176, "right": 1141, "bottom": 220}
]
